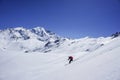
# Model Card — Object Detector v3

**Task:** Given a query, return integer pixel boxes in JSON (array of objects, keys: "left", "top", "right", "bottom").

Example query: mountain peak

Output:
[
  {"left": 0, "top": 26, "right": 62, "bottom": 42},
  {"left": 31, "top": 27, "right": 47, "bottom": 35},
  {"left": 32, "top": 26, "right": 44, "bottom": 30},
  {"left": 13, "top": 27, "right": 26, "bottom": 31}
]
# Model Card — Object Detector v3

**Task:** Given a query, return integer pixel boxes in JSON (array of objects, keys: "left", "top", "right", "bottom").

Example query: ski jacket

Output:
[{"left": 68, "top": 56, "right": 73, "bottom": 60}]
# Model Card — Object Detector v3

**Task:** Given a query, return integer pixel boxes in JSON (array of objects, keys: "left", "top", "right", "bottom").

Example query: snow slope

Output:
[
  {"left": 0, "top": 34, "right": 120, "bottom": 80},
  {"left": 42, "top": 37, "right": 120, "bottom": 80}
]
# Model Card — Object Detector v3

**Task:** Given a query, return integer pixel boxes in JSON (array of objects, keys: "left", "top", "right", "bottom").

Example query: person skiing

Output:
[{"left": 68, "top": 56, "right": 73, "bottom": 64}]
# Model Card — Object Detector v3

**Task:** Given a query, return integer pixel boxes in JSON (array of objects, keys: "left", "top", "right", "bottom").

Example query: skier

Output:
[{"left": 68, "top": 56, "right": 73, "bottom": 64}]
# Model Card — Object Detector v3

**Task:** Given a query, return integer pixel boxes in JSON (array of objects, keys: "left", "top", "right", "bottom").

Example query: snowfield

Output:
[
  {"left": 0, "top": 27, "right": 120, "bottom": 80},
  {"left": 42, "top": 37, "right": 120, "bottom": 80}
]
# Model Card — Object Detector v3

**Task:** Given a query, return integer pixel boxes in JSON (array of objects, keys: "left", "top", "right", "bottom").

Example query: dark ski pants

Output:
[{"left": 69, "top": 59, "right": 73, "bottom": 64}]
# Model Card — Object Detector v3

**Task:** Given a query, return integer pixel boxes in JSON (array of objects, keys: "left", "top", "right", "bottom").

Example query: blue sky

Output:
[{"left": 0, "top": 0, "right": 120, "bottom": 38}]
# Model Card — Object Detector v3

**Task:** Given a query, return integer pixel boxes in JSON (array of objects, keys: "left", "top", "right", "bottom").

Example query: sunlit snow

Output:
[{"left": 0, "top": 27, "right": 120, "bottom": 80}]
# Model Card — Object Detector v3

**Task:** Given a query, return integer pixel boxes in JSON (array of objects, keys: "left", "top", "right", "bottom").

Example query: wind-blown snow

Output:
[{"left": 0, "top": 27, "right": 120, "bottom": 80}]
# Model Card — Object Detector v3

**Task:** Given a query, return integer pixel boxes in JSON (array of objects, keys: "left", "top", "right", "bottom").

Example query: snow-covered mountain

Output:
[
  {"left": 0, "top": 27, "right": 119, "bottom": 53},
  {"left": 0, "top": 27, "right": 66, "bottom": 53},
  {"left": 0, "top": 27, "right": 120, "bottom": 80}
]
